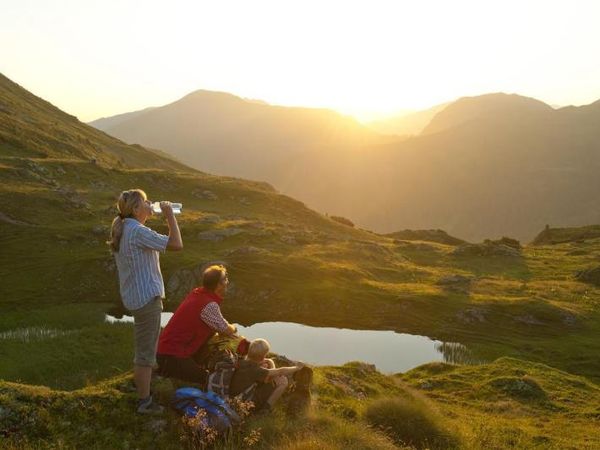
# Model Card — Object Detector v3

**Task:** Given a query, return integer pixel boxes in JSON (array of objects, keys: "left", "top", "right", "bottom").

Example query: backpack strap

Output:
[
  {"left": 174, "top": 387, "right": 205, "bottom": 399},
  {"left": 234, "top": 382, "right": 258, "bottom": 403}
]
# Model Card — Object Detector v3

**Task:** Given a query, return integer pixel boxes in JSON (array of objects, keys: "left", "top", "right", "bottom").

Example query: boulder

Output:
[
  {"left": 92, "top": 224, "right": 109, "bottom": 236},
  {"left": 0, "top": 212, "right": 32, "bottom": 226},
  {"left": 166, "top": 268, "right": 199, "bottom": 302},
  {"left": 355, "top": 240, "right": 393, "bottom": 256},
  {"left": 394, "top": 240, "right": 436, "bottom": 252},
  {"left": 192, "top": 188, "right": 219, "bottom": 200},
  {"left": 56, "top": 186, "right": 90, "bottom": 209},
  {"left": 197, "top": 214, "right": 221, "bottom": 224},
  {"left": 451, "top": 241, "right": 521, "bottom": 258},
  {"left": 224, "top": 246, "right": 264, "bottom": 257},
  {"left": 575, "top": 266, "right": 600, "bottom": 285},
  {"left": 256, "top": 288, "right": 278, "bottom": 300},
  {"left": 561, "top": 312, "right": 578, "bottom": 327},
  {"left": 197, "top": 228, "right": 243, "bottom": 242},
  {"left": 514, "top": 314, "right": 544, "bottom": 326},
  {"left": 245, "top": 221, "right": 266, "bottom": 229},
  {"left": 386, "top": 229, "right": 465, "bottom": 245},
  {"left": 102, "top": 258, "right": 116, "bottom": 274},
  {"left": 348, "top": 362, "right": 377, "bottom": 376},
  {"left": 419, "top": 381, "right": 434, "bottom": 390},
  {"left": 485, "top": 376, "right": 546, "bottom": 401},
  {"left": 280, "top": 235, "right": 297, "bottom": 245},
  {"left": 90, "top": 180, "right": 110, "bottom": 190},
  {"left": 225, "top": 214, "right": 246, "bottom": 221},
  {"left": 436, "top": 274, "right": 472, "bottom": 291},
  {"left": 532, "top": 224, "right": 600, "bottom": 246},
  {"left": 455, "top": 307, "right": 487, "bottom": 324},
  {"left": 198, "top": 231, "right": 225, "bottom": 242},
  {"left": 489, "top": 237, "right": 521, "bottom": 250},
  {"left": 157, "top": 261, "right": 228, "bottom": 300},
  {"left": 201, "top": 190, "right": 218, "bottom": 200}
]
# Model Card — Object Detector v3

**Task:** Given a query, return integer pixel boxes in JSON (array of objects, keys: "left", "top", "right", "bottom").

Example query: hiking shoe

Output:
[{"left": 137, "top": 396, "right": 164, "bottom": 415}]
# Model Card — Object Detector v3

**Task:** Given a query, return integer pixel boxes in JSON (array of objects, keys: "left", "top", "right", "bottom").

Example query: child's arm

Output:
[
  {"left": 264, "top": 364, "right": 304, "bottom": 381},
  {"left": 260, "top": 358, "right": 276, "bottom": 369}
]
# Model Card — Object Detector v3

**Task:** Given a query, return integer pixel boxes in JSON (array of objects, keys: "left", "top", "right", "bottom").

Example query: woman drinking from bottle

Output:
[{"left": 107, "top": 189, "right": 183, "bottom": 414}]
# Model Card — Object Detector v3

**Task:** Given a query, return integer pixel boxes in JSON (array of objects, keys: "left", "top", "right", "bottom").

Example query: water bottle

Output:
[{"left": 151, "top": 202, "right": 182, "bottom": 214}]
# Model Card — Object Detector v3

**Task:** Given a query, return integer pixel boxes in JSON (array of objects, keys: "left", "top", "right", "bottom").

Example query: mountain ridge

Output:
[
  {"left": 421, "top": 92, "right": 554, "bottom": 135},
  {"left": 88, "top": 88, "right": 600, "bottom": 241}
]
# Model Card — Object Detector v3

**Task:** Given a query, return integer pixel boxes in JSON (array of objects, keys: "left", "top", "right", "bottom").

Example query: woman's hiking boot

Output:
[{"left": 137, "top": 395, "right": 164, "bottom": 415}]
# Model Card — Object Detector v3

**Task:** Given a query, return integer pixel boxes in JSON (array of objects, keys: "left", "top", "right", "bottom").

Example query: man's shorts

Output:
[
  {"left": 130, "top": 296, "right": 163, "bottom": 367},
  {"left": 156, "top": 354, "right": 209, "bottom": 384}
]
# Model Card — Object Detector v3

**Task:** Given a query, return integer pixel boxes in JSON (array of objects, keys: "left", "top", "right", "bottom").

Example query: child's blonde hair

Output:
[{"left": 248, "top": 338, "right": 270, "bottom": 361}]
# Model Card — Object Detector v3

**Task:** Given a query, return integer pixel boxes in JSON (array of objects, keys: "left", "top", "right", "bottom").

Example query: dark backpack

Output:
[
  {"left": 172, "top": 387, "right": 241, "bottom": 434},
  {"left": 206, "top": 350, "right": 257, "bottom": 401},
  {"left": 207, "top": 360, "right": 237, "bottom": 399}
]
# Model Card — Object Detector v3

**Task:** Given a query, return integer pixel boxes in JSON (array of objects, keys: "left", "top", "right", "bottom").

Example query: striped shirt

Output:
[{"left": 114, "top": 218, "right": 169, "bottom": 311}]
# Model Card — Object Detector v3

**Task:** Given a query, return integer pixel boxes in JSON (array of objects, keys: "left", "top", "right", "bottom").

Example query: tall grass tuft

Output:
[{"left": 364, "top": 396, "right": 460, "bottom": 449}]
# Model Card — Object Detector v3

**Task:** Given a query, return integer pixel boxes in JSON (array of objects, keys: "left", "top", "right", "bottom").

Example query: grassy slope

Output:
[
  {"left": 0, "top": 73, "right": 187, "bottom": 170},
  {"left": 2, "top": 73, "right": 600, "bottom": 448},
  {"left": 2, "top": 357, "right": 599, "bottom": 449}
]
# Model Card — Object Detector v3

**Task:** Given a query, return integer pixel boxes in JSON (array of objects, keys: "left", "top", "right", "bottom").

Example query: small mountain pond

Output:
[{"left": 105, "top": 312, "right": 477, "bottom": 373}]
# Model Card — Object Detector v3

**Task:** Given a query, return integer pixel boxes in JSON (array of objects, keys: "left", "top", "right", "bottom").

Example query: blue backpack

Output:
[{"left": 172, "top": 387, "right": 241, "bottom": 433}]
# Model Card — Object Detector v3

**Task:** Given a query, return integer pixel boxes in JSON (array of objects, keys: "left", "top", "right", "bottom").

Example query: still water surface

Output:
[{"left": 105, "top": 312, "right": 475, "bottom": 373}]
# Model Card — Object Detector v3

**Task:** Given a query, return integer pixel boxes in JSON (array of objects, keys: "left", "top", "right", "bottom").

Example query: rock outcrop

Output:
[
  {"left": 575, "top": 266, "right": 600, "bottom": 285},
  {"left": 452, "top": 240, "right": 521, "bottom": 258}
]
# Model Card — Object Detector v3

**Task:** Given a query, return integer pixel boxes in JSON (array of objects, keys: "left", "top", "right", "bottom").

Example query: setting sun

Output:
[{"left": 2, "top": 0, "right": 600, "bottom": 121}]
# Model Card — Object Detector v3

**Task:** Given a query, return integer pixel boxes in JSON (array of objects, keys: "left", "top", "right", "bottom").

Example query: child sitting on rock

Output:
[{"left": 229, "top": 338, "right": 303, "bottom": 413}]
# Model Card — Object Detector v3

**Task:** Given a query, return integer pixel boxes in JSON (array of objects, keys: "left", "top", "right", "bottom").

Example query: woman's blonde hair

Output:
[{"left": 107, "top": 189, "right": 147, "bottom": 252}]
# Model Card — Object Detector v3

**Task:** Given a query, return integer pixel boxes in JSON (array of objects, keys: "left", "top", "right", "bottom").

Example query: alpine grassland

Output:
[{"left": 2, "top": 72, "right": 600, "bottom": 448}]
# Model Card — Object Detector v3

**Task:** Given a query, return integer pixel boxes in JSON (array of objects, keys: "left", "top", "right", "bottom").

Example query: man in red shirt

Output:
[{"left": 156, "top": 265, "right": 236, "bottom": 382}]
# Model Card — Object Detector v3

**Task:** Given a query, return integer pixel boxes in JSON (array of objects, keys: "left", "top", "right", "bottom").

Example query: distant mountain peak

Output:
[
  {"left": 422, "top": 92, "right": 553, "bottom": 135},
  {"left": 178, "top": 89, "right": 246, "bottom": 103},
  {"left": 452, "top": 92, "right": 552, "bottom": 108}
]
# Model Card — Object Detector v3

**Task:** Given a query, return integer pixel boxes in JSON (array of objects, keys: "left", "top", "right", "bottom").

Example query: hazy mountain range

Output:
[
  {"left": 91, "top": 90, "right": 385, "bottom": 180},
  {"left": 90, "top": 90, "right": 600, "bottom": 241},
  {"left": 366, "top": 102, "right": 450, "bottom": 136}
]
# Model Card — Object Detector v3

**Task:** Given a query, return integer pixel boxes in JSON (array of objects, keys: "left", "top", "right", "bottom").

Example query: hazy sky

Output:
[{"left": 2, "top": 0, "right": 599, "bottom": 122}]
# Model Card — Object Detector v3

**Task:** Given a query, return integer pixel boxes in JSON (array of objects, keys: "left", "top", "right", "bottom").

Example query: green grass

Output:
[
  {"left": 400, "top": 358, "right": 600, "bottom": 449},
  {"left": 364, "top": 396, "right": 459, "bottom": 449},
  {"left": 0, "top": 303, "right": 133, "bottom": 389},
  {"left": 3, "top": 71, "right": 600, "bottom": 448},
  {"left": 1, "top": 358, "right": 599, "bottom": 449}
]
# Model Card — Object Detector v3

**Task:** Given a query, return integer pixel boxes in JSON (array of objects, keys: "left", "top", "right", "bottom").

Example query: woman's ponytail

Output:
[
  {"left": 106, "top": 189, "right": 147, "bottom": 252},
  {"left": 108, "top": 215, "right": 125, "bottom": 252}
]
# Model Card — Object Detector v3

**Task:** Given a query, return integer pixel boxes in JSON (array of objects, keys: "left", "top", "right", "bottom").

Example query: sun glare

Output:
[{"left": 1, "top": 0, "right": 599, "bottom": 121}]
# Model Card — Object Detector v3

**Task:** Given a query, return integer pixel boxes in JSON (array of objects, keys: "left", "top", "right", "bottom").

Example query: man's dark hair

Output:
[{"left": 202, "top": 265, "right": 227, "bottom": 291}]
